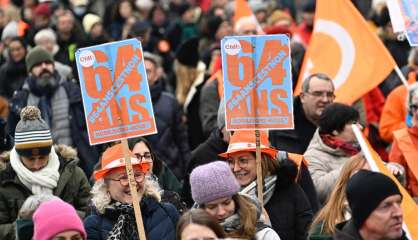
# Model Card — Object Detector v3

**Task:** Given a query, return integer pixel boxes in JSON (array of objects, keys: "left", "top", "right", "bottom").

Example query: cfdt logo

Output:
[
  {"left": 78, "top": 50, "right": 95, "bottom": 68},
  {"left": 224, "top": 38, "right": 241, "bottom": 55}
]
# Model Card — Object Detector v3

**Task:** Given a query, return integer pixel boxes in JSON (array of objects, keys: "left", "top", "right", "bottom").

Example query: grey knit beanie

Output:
[
  {"left": 190, "top": 161, "right": 240, "bottom": 205},
  {"left": 15, "top": 106, "right": 52, "bottom": 156},
  {"left": 25, "top": 46, "right": 54, "bottom": 72}
]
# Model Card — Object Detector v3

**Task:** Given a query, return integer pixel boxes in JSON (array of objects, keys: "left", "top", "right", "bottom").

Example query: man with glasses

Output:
[{"left": 270, "top": 73, "right": 335, "bottom": 154}]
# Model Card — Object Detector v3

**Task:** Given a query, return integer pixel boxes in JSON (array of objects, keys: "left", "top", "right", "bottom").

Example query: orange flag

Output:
[
  {"left": 295, "top": 0, "right": 396, "bottom": 104},
  {"left": 352, "top": 125, "right": 418, "bottom": 238},
  {"left": 233, "top": 0, "right": 264, "bottom": 34}
]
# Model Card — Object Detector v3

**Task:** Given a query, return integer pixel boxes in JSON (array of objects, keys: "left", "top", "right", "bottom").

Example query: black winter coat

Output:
[
  {"left": 7, "top": 76, "right": 100, "bottom": 177},
  {"left": 265, "top": 159, "right": 313, "bottom": 240},
  {"left": 269, "top": 96, "right": 320, "bottom": 212},
  {"left": 0, "top": 60, "right": 27, "bottom": 99},
  {"left": 84, "top": 196, "right": 179, "bottom": 240},
  {"left": 146, "top": 80, "right": 191, "bottom": 180},
  {"left": 269, "top": 96, "right": 317, "bottom": 154}
]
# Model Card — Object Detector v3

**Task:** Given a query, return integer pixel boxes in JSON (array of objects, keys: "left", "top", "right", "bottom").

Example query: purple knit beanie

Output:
[{"left": 190, "top": 161, "right": 240, "bottom": 205}]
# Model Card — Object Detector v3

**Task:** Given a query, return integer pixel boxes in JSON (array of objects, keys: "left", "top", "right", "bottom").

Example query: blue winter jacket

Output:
[{"left": 84, "top": 196, "right": 179, "bottom": 240}]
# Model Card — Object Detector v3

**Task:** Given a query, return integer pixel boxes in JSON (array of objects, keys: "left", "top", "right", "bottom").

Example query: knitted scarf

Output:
[
  {"left": 320, "top": 134, "right": 361, "bottom": 156},
  {"left": 10, "top": 147, "right": 60, "bottom": 195},
  {"left": 240, "top": 175, "right": 277, "bottom": 206},
  {"left": 107, "top": 203, "right": 139, "bottom": 240}
]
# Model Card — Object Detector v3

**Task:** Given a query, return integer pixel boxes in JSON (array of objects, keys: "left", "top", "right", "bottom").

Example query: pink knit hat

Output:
[{"left": 33, "top": 199, "right": 87, "bottom": 240}]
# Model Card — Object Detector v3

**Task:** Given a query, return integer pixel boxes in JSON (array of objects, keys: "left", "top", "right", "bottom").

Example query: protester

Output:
[
  {"left": 305, "top": 103, "right": 362, "bottom": 203},
  {"left": 142, "top": 51, "right": 191, "bottom": 180},
  {"left": 389, "top": 82, "right": 418, "bottom": 199},
  {"left": 333, "top": 170, "right": 407, "bottom": 240},
  {"left": 0, "top": 36, "right": 27, "bottom": 99},
  {"left": 176, "top": 208, "right": 226, "bottom": 240},
  {"left": 219, "top": 131, "right": 313, "bottom": 240},
  {"left": 173, "top": 37, "right": 207, "bottom": 148},
  {"left": 33, "top": 199, "right": 87, "bottom": 240},
  {"left": 0, "top": 106, "right": 90, "bottom": 239},
  {"left": 84, "top": 143, "right": 179, "bottom": 240},
  {"left": 270, "top": 73, "right": 335, "bottom": 154},
  {"left": 7, "top": 46, "right": 100, "bottom": 177},
  {"left": 190, "top": 161, "right": 281, "bottom": 240},
  {"left": 128, "top": 136, "right": 182, "bottom": 194},
  {"left": 308, "top": 154, "right": 369, "bottom": 239},
  {"left": 33, "top": 28, "right": 73, "bottom": 81},
  {"left": 16, "top": 194, "right": 58, "bottom": 240},
  {"left": 128, "top": 136, "right": 188, "bottom": 214}
]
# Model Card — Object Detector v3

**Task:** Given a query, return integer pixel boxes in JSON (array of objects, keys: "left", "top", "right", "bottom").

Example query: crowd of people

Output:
[{"left": 0, "top": 0, "right": 416, "bottom": 239}]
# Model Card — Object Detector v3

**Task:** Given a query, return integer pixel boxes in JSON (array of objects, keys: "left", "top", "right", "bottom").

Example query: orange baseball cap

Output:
[
  {"left": 94, "top": 144, "right": 151, "bottom": 180},
  {"left": 219, "top": 130, "right": 278, "bottom": 159}
]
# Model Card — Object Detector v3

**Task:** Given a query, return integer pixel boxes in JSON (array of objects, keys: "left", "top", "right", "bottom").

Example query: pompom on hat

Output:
[
  {"left": 94, "top": 144, "right": 151, "bottom": 180},
  {"left": 33, "top": 199, "right": 86, "bottom": 240},
  {"left": 219, "top": 130, "right": 278, "bottom": 159},
  {"left": 190, "top": 161, "right": 240, "bottom": 205},
  {"left": 14, "top": 106, "right": 53, "bottom": 157}
]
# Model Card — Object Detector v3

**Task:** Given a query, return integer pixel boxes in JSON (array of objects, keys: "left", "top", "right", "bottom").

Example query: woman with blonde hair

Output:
[
  {"left": 84, "top": 144, "right": 179, "bottom": 240},
  {"left": 173, "top": 37, "right": 207, "bottom": 148},
  {"left": 308, "top": 154, "right": 368, "bottom": 239}
]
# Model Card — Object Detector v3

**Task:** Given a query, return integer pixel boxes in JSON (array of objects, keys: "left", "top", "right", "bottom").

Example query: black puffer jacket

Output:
[
  {"left": 265, "top": 159, "right": 313, "bottom": 240},
  {"left": 145, "top": 80, "right": 191, "bottom": 180}
]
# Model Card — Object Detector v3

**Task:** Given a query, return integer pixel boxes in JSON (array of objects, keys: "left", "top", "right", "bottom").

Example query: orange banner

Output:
[{"left": 295, "top": 0, "right": 396, "bottom": 104}]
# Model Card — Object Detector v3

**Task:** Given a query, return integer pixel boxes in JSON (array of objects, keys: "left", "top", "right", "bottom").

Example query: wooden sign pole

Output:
[
  {"left": 255, "top": 130, "right": 263, "bottom": 205},
  {"left": 121, "top": 139, "right": 147, "bottom": 240}
]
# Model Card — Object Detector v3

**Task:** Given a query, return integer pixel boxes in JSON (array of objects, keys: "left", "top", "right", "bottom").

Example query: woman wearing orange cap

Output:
[
  {"left": 84, "top": 144, "right": 179, "bottom": 240},
  {"left": 219, "top": 130, "right": 313, "bottom": 240}
]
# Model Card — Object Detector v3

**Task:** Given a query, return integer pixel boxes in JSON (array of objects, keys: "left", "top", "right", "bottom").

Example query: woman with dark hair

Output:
[
  {"left": 108, "top": 0, "right": 140, "bottom": 40},
  {"left": 176, "top": 208, "right": 226, "bottom": 240},
  {"left": 305, "top": 103, "right": 362, "bottom": 204},
  {"left": 128, "top": 137, "right": 182, "bottom": 194},
  {"left": 0, "top": 37, "right": 28, "bottom": 99}
]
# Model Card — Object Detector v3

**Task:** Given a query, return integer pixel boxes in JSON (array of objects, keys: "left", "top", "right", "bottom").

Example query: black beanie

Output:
[
  {"left": 176, "top": 37, "right": 199, "bottom": 67},
  {"left": 346, "top": 170, "right": 402, "bottom": 229}
]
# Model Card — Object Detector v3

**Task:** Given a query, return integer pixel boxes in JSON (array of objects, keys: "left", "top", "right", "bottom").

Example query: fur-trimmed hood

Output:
[{"left": 0, "top": 144, "right": 78, "bottom": 171}]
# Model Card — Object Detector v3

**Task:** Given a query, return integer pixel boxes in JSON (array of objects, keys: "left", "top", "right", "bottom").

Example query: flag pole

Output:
[
  {"left": 394, "top": 65, "right": 411, "bottom": 89},
  {"left": 121, "top": 139, "right": 147, "bottom": 240},
  {"left": 255, "top": 130, "right": 263, "bottom": 205}
]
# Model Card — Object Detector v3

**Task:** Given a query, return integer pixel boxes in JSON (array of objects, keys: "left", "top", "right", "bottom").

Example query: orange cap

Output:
[
  {"left": 94, "top": 144, "right": 151, "bottom": 180},
  {"left": 219, "top": 130, "right": 278, "bottom": 159}
]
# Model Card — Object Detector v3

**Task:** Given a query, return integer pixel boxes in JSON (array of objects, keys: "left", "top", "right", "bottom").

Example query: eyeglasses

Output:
[
  {"left": 226, "top": 158, "right": 251, "bottom": 168},
  {"left": 106, "top": 172, "right": 145, "bottom": 186},
  {"left": 410, "top": 104, "right": 418, "bottom": 113},
  {"left": 134, "top": 152, "right": 152, "bottom": 162},
  {"left": 305, "top": 91, "right": 335, "bottom": 99}
]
